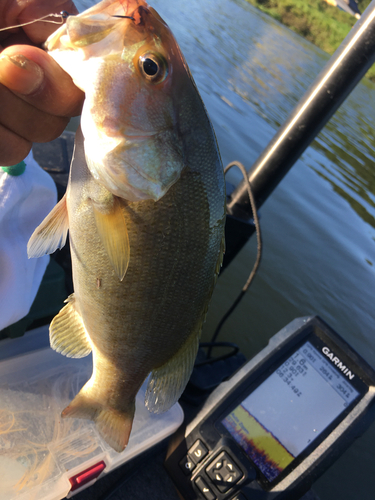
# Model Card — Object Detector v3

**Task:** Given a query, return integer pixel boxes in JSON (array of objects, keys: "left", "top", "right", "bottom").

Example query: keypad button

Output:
[
  {"left": 188, "top": 440, "right": 208, "bottom": 465},
  {"left": 195, "top": 476, "right": 216, "bottom": 500},
  {"left": 206, "top": 451, "right": 243, "bottom": 493},
  {"left": 179, "top": 455, "right": 195, "bottom": 476}
]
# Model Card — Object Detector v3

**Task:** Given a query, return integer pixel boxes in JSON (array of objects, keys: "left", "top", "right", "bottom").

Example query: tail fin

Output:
[{"left": 62, "top": 390, "right": 135, "bottom": 453}]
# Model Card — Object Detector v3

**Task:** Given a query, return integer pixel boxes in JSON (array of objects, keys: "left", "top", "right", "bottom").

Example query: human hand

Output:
[{"left": 0, "top": 0, "right": 85, "bottom": 166}]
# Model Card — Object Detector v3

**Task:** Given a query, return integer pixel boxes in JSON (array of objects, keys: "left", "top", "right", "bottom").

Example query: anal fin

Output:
[
  {"left": 50, "top": 294, "right": 92, "bottom": 358},
  {"left": 92, "top": 196, "right": 130, "bottom": 281},
  {"left": 145, "top": 330, "right": 200, "bottom": 414},
  {"left": 27, "top": 194, "right": 69, "bottom": 258}
]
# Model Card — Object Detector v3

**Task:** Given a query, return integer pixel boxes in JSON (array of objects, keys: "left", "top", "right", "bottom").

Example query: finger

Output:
[
  {"left": 0, "top": 124, "right": 32, "bottom": 166},
  {"left": 0, "top": 45, "right": 84, "bottom": 117},
  {"left": 0, "top": 83, "right": 69, "bottom": 143},
  {"left": 0, "top": 31, "right": 31, "bottom": 49},
  {"left": 2, "top": 0, "right": 79, "bottom": 46},
  {"left": 20, "top": 0, "right": 79, "bottom": 44}
]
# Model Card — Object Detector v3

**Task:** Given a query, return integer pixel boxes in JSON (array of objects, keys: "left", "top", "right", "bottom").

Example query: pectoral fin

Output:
[
  {"left": 50, "top": 294, "right": 92, "bottom": 358},
  {"left": 92, "top": 197, "right": 130, "bottom": 281},
  {"left": 145, "top": 330, "right": 200, "bottom": 414},
  {"left": 27, "top": 194, "right": 69, "bottom": 258}
]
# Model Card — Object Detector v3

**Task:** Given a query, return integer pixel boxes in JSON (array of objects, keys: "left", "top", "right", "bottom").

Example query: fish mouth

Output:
[
  {"left": 122, "top": 130, "right": 159, "bottom": 142},
  {"left": 100, "top": 118, "right": 159, "bottom": 142}
]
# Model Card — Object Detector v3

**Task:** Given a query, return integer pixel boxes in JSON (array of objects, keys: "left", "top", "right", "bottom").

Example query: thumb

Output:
[{"left": 0, "top": 44, "right": 84, "bottom": 117}]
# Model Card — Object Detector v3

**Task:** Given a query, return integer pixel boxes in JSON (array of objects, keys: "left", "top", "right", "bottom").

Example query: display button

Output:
[
  {"left": 206, "top": 451, "right": 243, "bottom": 493},
  {"left": 188, "top": 440, "right": 208, "bottom": 464},
  {"left": 179, "top": 455, "right": 195, "bottom": 475},
  {"left": 195, "top": 476, "right": 216, "bottom": 500}
]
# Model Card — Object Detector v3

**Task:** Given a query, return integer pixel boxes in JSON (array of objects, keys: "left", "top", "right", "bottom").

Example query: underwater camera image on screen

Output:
[{"left": 222, "top": 341, "right": 360, "bottom": 482}]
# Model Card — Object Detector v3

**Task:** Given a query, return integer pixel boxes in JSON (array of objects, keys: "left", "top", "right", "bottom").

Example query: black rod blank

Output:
[{"left": 227, "top": 0, "right": 375, "bottom": 218}]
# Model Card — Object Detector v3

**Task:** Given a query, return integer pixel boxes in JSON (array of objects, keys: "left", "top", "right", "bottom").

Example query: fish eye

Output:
[{"left": 139, "top": 53, "right": 168, "bottom": 83}]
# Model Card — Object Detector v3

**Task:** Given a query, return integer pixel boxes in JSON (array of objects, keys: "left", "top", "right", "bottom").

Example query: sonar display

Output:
[
  {"left": 221, "top": 341, "right": 360, "bottom": 482},
  {"left": 222, "top": 405, "right": 294, "bottom": 481}
]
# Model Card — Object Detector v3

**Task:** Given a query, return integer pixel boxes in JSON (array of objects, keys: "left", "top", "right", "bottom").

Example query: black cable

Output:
[
  {"left": 205, "top": 160, "right": 262, "bottom": 360},
  {"left": 195, "top": 342, "right": 239, "bottom": 366}
]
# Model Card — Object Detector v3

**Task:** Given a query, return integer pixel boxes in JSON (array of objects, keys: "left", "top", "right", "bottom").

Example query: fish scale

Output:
[{"left": 28, "top": 0, "right": 225, "bottom": 453}]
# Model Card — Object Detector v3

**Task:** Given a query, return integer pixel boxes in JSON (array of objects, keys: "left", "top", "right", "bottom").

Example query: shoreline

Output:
[{"left": 245, "top": 0, "right": 375, "bottom": 82}]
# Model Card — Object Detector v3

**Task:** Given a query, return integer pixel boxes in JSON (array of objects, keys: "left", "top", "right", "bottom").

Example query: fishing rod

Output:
[
  {"left": 211, "top": 1, "right": 375, "bottom": 359},
  {"left": 224, "top": 0, "right": 375, "bottom": 268}
]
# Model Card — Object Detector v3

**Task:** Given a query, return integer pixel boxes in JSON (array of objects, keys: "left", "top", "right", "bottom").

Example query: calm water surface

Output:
[{"left": 76, "top": 0, "right": 375, "bottom": 497}]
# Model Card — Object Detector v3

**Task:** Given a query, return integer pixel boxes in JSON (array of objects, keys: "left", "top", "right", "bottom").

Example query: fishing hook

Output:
[
  {"left": 112, "top": 15, "right": 135, "bottom": 21},
  {"left": 60, "top": 11, "right": 72, "bottom": 19}
]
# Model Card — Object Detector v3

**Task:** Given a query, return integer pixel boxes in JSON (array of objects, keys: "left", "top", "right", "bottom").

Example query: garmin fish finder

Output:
[{"left": 165, "top": 316, "right": 375, "bottom": 500}]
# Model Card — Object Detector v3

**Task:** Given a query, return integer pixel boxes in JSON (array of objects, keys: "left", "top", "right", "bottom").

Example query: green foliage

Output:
[
  {"left": 245, "top": 0, "right": 375, "bottom": 81},
  {"left": 357, "top": 0, "right": 371, "bottom": 13}
]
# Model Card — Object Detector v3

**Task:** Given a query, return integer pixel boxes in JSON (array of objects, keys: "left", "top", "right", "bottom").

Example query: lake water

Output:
[{"left": 75, "top": 0, "right": 375, "bottom": 497}]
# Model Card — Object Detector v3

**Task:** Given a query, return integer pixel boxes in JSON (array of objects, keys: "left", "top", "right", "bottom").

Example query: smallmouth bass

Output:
[{"left": 28, "top": 0, "right": 225, "bottom": 453}]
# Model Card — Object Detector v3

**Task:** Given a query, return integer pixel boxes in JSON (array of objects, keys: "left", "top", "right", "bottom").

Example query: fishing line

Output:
[
  {"left": 202, "top": 160, "right": 262, "bottom": 363},
  {"left": 0, "top": 13, "right": 137, "bottom": 33},
  {"left": 0, "top": 12, "right": 70, "bottom": 32}
]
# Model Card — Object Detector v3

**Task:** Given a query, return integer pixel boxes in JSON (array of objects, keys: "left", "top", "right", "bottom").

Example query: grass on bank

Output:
[{"left": 245, "top": 0, "right": 375, "bottom": 81}]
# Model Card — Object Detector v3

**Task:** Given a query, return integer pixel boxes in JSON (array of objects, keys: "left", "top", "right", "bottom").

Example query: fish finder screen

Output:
[{"left": 221, "top": 341, "right": 360, "bottom": 482}]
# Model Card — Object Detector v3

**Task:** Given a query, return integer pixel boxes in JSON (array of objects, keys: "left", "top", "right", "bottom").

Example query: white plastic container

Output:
[{"left": 0, "top": 326, "right": 184, "bottom": 500}]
